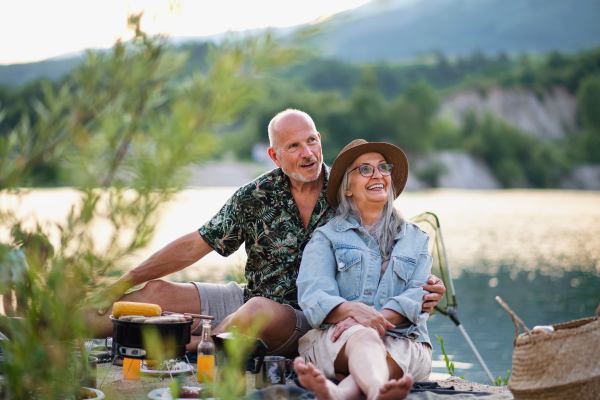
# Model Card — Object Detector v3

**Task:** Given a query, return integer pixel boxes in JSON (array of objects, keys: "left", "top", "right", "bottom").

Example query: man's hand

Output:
[
  {"left": 88, "top": 278, "right": 132, "bottom": 315},
  {"left": 421, "top": 274, "right": 446, "bottom": 313},
  {"left": 331, "top": 317, "right": 359, "bottom": 342}
]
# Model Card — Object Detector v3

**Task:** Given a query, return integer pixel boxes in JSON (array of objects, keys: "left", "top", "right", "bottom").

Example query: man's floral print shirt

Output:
[{"left": 198, "top": 165, "right": 334, "bottom": 309}]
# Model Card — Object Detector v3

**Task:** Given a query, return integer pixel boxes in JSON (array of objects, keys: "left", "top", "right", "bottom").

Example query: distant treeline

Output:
[
  {"left": 1, "top": 45, "right": 599, "bottom": 188},
  {"left": 286, "top": 50, "right": 513, "bottom": 98},
  {"left": 234, "top": 47, "right": 600, "bottom": 188},
  {"left": 285, "top": 47, "right": 600, "bottom": 98}
]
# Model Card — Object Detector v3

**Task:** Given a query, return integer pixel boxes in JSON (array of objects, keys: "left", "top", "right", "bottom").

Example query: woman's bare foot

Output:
[
  {"left": 371, "top": 375, "right": 413, "bottom": 400},
  {"left": 294, "top": 357, "right": 343, "bottom": 400}
]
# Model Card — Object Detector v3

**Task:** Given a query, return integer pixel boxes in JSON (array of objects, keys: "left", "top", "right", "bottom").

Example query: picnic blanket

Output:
[{"left": 245, "top": 382, "right": 512, "bottom": 400}]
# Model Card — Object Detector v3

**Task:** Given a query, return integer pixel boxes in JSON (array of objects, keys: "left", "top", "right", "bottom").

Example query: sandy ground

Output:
[{"left": 429, "top": 376, "right": 512, "bottom": 397}]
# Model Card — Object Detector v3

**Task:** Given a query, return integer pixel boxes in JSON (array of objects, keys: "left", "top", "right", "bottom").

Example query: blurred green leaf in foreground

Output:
[{"left": 0, "top": 12, "right": 299, "bottom": 399}]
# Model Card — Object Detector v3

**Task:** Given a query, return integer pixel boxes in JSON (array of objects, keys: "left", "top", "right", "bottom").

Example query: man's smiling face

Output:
[{"left": 270, "top": 113, "right": 323, "bottom": 184}]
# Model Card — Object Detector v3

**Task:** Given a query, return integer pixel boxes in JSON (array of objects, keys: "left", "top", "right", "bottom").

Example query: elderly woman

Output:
[{"left": 294, "top": 140, "right": 432, "bottom": 400}]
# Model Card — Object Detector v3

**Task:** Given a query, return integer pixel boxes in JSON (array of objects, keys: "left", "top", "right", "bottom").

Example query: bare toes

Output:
[
  {"left": 399, "top": 374, "right": 413, "bottom": 388},
  {"left": 375, "top": 375, "right": 413, "bottom": 400}
]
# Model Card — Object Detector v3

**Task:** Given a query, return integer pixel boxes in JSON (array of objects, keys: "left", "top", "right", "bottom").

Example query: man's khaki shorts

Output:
[{"left": 190, "top": 281, "right": 310, "bottom": 358}]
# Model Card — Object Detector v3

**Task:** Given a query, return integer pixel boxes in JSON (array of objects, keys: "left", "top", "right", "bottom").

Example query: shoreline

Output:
[
  {"left": 429, "top": 377, "right": 511, "bottom": 396},
  {"left": 1, "top": 188, "right": 598, "bottom": 282}
]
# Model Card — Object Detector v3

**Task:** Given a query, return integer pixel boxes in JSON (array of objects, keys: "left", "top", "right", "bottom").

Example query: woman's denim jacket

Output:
[{"left": 297, "top": 215, "right": 432, "bottom": 344}]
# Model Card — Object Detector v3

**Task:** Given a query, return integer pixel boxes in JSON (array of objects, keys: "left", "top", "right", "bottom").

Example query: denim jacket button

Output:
[
  {"left": 379, "top": 299, "right": 385, "bottom": 305},
  {"left": 338, "top": 261, "right": 344, "bottom": 269}
]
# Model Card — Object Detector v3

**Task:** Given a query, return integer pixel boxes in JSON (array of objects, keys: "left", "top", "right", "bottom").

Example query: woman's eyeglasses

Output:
[{"left": 347, "top": 163, "right": 393, "bottom": 178}]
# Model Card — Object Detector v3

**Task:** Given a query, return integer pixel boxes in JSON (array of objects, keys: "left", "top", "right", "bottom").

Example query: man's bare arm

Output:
[{"left": 95, "top": 231, "right": 213, "bottom": 314}]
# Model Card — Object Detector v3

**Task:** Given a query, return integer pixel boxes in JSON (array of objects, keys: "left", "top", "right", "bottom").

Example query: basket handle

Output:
[
  {"left": 495, "top": 296, "right": 535, "bottom": 346},
  {"left": 595, "top": 303, "right": 600, "bottom": 320}
]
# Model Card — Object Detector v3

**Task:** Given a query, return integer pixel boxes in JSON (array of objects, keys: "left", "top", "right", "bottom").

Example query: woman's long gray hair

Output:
[{"left": 335, "top": 164, "right": 404, "bottom": 259}]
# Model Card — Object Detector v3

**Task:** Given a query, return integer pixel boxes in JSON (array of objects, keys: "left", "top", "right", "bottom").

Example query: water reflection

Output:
[{"left": 428, "top": 268, "right": 600, "bottom": 383}]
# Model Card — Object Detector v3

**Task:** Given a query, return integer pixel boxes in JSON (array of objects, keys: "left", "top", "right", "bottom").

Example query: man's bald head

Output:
[{"left": 268, "top": 109, "right": 317, "bottom": 152}]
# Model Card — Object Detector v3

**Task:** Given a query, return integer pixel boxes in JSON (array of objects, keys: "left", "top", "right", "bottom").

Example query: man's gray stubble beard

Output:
[{"left": 282, "top": 159, "right": 322, "bottom": 183}]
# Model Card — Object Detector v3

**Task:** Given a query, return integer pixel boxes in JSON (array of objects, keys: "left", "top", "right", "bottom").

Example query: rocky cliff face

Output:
[
  {"left": 408, "top": 150, "right": 500, "bottom": 191},
  {"left": 561, "top": 165, "right": 600, "bottom": 191},
  {"left": 439, "top": 86, "right": 579, "bottom": 139}
]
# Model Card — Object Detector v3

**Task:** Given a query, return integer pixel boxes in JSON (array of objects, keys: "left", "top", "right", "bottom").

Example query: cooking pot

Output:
[{"left": 111, "top": 317, "right": 192, "bottom": 360}]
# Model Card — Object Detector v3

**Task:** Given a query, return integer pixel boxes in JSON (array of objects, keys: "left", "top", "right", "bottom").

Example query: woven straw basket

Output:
[{"left": 496, "top": 296, "right": 600, "bottom": 400}]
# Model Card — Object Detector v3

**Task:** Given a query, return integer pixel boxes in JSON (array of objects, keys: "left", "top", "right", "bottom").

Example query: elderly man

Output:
[{"left": 88, "top": 109, "right": 445, "bottom": 357}]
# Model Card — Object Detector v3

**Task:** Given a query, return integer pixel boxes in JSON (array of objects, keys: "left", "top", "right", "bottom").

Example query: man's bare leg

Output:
[
  {"left": 86, "top": 282, "right": 298, "bottom": 355},
  {"left": 294, "top": 358, "right": 362, "bottom": 400},
  {"left": 210, "top": 296, "right": 297, "bottom": 353},
  {"left": 85, "top": 280, "right": 202, "bottom": 338},
  {"left": 2, "top": 291, "right": 16, "bottom": 317}
]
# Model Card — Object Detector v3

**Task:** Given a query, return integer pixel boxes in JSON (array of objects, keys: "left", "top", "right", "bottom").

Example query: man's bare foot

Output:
[
  {"left": 294, "top": 357, "right": 343, "bottom": 400},
  {"left": 371, "top": 375, "right": 413, "bottom": 400}
]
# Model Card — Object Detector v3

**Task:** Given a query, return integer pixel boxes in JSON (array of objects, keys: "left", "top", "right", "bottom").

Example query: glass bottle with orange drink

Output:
[{"left": 197, "top": 319, "right": 215, "bottom": 382}]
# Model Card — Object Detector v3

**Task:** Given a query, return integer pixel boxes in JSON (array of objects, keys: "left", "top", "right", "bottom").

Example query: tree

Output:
[
  {"left": 0, "top": 14, "right": 298, "bottom": 399},
  {"left": 348, "top": 67, "right": 389, "bottom": 142},
  {"left": 389, "top": 80, "right": 439, "bottom": 154},
  {"left": 578, "top": 76, "right": 600, "bottom": 133},
  {"left": 576, "top": 75, "right": 600, "bottom": 163}
]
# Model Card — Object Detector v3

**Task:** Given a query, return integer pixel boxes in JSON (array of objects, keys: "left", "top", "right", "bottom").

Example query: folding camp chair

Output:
[{"left": 411, "top": 212, "right": 495, "bottom": 384}]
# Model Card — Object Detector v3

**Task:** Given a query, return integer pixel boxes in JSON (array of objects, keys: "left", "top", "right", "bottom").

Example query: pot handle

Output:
[{"left": 495, "top": 296, "right": 534, "bottom": 346}]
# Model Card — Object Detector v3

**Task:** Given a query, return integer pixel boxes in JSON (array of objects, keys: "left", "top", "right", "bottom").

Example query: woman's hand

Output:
[
  {"left": 352, "top": 303, "right": 395, "bottom": 335},
  {"left": 331, "top": 317, "right": 360, "bottom": 342},
  {"left": 326, "top": 302, "right": 394, "bottom": 335}
]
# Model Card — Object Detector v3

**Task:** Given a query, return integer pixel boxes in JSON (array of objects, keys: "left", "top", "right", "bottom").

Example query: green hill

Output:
[
  {"left": 0, "top": 57, "right": 82, "bottom": 87},
  {"left": 2, "top": 0, "right": 599, "bottom": 87},
  {"left": 311, "top": 0, "right": 600, "bottom": 61}
]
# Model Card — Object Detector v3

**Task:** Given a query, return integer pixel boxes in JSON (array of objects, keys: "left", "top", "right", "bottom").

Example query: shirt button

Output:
[{"left": 379, "top": 299, "right": 385, "bottom": 305}]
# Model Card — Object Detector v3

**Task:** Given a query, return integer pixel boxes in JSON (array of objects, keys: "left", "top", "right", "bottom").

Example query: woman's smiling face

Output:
[{"left": 346, "top": 152, "right": 391, "bottom": 213}]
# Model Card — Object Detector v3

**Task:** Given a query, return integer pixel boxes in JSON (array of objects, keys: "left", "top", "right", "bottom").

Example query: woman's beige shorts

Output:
[{"left": 298, "top": 325, "right": 432, "bottom": 382}]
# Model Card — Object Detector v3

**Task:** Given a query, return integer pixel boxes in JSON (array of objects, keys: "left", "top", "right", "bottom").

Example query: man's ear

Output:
[{"left": 268, "top": 147, "right": 281, "bottom": 167}]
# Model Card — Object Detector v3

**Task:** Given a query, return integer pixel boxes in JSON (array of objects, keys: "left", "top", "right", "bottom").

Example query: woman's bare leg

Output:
[
  {"left": 335, "top": 329, "right": 412, "bottom": 400},
  {"left": 296, "top": 329, "right": 413, "bottom": 400}
]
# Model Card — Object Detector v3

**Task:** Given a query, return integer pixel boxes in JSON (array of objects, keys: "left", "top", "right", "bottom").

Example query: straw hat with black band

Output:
[{"left": 327, "top": 139, "right": 409, "bottom": 209}]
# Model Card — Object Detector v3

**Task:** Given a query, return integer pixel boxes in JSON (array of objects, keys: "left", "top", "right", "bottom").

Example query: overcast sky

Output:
[{"left": 0, "top": 0, "right": 374, "bottom": 65}]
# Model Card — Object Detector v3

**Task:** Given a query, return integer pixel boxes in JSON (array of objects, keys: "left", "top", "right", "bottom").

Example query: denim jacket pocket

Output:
[
  {"left": 392, "top": 255, "right": 417, "bottom": 284},
  {"left": 333, "top": 247, "right": 362, "bottom": 300}
]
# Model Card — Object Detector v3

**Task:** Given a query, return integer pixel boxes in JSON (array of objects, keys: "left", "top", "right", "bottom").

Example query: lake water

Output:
[
  {"left": 427, "top": 268, "right": 600, "bottom": 383},
  {"left": 1, "top": 188, "right": 599, "bottom": 384}
]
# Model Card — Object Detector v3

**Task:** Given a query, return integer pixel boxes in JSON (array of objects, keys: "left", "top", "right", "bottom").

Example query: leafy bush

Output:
[{"left": 0, "top": 14, "right": 298, "bottom": 399}]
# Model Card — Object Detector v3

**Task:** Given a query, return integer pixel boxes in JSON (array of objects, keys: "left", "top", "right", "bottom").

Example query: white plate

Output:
[
  {"left": 141, "top": 363, "right": 193, "bottom": 375},
  {"left": 81, "top": 387, "right": 106, "bottom": 399},
  {"left": 147, "top": 387, "right": 214, "bottom": 400}
]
